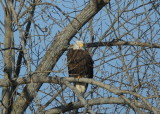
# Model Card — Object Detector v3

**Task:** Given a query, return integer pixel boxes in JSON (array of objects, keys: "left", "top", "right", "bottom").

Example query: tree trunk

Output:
[{"left": 2, "top": 3, "right": 15, "bottom": 114}]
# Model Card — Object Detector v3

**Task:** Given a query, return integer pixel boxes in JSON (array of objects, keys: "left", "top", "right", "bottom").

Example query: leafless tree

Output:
[{"left": 0, "top": 0, "right": 159, "bottom": 113}]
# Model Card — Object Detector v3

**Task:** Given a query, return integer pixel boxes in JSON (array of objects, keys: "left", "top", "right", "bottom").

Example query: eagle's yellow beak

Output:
[
  {"left": 75, "top": 40, "right": 84, "bottom": 49},
  {"left": 79, "top": 43, "right": 84, "bottom": 48}
]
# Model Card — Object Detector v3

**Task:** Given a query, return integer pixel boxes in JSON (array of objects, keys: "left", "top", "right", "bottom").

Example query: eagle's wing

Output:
[{"left": 67, "top": 49, "right": 93, "bottom": 78}]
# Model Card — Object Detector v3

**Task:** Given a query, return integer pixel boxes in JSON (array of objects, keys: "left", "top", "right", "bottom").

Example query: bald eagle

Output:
[{"left": 67, "top": 41, "right": 93, "bottom": 94}]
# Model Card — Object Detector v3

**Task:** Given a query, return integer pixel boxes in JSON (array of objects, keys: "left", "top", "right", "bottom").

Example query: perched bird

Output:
[{"left": 67, "top": 41, "right": 93, "bottom": 94}]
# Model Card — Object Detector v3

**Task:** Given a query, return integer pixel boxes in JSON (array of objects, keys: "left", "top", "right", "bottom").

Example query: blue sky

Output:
[{"left": 0, "top": 0, "right": 160, "bottom": 113}]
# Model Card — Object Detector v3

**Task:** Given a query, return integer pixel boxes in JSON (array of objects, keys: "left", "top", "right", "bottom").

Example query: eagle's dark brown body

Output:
[{"left": 67, "top": 49, "right": 93, "bottom": 93}]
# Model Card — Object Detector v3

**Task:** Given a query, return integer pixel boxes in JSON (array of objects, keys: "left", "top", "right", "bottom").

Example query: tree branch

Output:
[
  {"left": 1, "top": 76, "right": 159, "bottom": 113},
  {"left": 63, "top": 80, "right": 95, "bottom": 114},
  {"left": 36, "top": 86, "right": 67, "bottom": 114},
  {"left": 44, "top": 97, "right": 159, "bottom": 114},
  {"left": 86, "top": 40, "right": 160, "bottom": 48},
  {"left": 10, "top": 1, "right": 110, "bottom": 113}
]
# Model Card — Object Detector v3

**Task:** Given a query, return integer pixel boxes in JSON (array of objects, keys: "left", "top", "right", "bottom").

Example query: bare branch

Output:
[
  {"left": 10, "top": 1, "right": 110, "bottom": 113},
  {"left": 0, "top": 0, "right": 159, "bottom": 113},
  {"left": 36, "top": 85, "right": 67, "bottom": 113},
  {"left": 63, "top": 80, "right": 95, "bottom": 114},
  {"left": 45, "top": 97, "right": 159, "bottom": 114},
  {"left": 0, "top": 76, "right": 159, "bottom": 112},
  {"left": 86, "top": 41, "right": 160, "bottom": 48}
]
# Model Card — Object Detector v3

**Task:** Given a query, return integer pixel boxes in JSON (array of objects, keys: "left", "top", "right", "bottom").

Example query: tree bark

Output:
[
  {"left": 45, "top": 97, "right": 159, "bottom": 114},
  {"left": 2, "top": 2, "right": 14, "bottom": 114}
]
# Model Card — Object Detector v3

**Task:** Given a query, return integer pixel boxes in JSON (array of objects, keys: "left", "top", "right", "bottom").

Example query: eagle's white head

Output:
[{"left": 73, "top": 40, "right": 84, "bottom": 50}]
